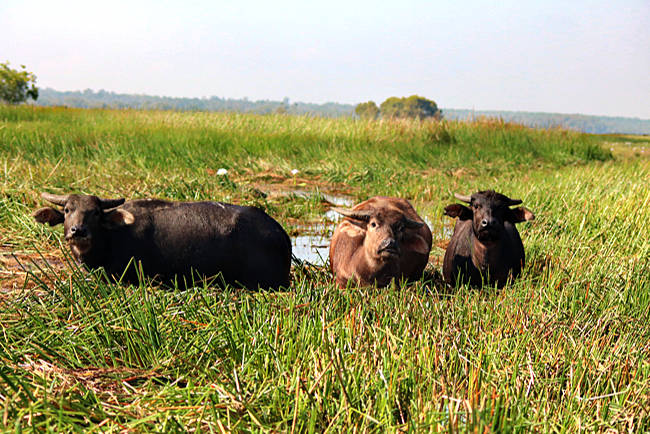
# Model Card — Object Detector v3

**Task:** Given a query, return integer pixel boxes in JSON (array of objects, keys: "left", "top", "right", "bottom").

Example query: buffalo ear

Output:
[
  {"left": 103, "top": 209, "right": 135, "bottom": 227},
  {"left": 444, "top": 204, "right": 472, "bottom": 220},
  {"left": 404, "top": 218, "right": 424, "bottom": 230},
  {"left": 508, "top": 207, "right": 535, "bottom": 223},
  {"left": 340, "top": 222, "right": 366, "bottom": 238},
  {"left": 32, "top": 207, "right": 64, "bottom": 226}
]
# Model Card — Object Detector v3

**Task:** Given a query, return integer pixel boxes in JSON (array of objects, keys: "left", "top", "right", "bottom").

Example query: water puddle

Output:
[
  {"left": 256, "top": 186, "right": 352, "bottom": 265},
  {"left": 291, "top": 215, "right": 340, "bottom": 265},
  {"left": 321, "top": 193, "right": 354, "bottom": 207},
  {"left": 292, "top": 232, "right": 332, "bottom": 265}
]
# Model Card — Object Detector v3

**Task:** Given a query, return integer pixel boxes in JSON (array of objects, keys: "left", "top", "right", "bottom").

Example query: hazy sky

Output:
[{"left": 2, "top": 0, "right": 649, "bottom": 118}]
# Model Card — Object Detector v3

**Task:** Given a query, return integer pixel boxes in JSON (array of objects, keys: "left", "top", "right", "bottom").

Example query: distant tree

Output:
[
  {"left": 0, "top": 62, "right": 38, "bottom": 104},
  {"left": 380, "top": 95, "right": 441, "bottom": 120},
  {"left": 355, "top": 101, "right": 379, "bottom": 119},
  {"left": 378, "top": 97, "right": 403, "bottom": 118}
]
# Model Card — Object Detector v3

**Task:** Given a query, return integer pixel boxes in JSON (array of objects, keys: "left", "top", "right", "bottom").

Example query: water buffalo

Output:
[
  {"left": 329, "top": 197, "right": 432, "bottom": 288},
  {"left": 32, "top": 193, "right": 291, "bottom": 290},
  {"left": 443, "top": 190, "right": 535, "bottom": 288}
]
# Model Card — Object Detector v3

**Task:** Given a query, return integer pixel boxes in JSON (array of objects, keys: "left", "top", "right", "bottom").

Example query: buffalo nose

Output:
[
  {"left": 70, "top": 225, "right": 87, "bottom": 237},
  {"left": 378, "top": 238, "right": 398, "bottom": 252}
]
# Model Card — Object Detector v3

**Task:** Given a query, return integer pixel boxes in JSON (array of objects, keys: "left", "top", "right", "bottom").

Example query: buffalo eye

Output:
[
  {"left": 64, "top": 207, "right": 69, "bottom": 214},
  {"left": 370, "top": 222, "right": 377, "bottom": 228}
]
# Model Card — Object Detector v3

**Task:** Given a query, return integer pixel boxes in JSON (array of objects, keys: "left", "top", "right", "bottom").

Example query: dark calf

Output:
[{"left": 443, "top": 190, "right": 534, "bottom": 288}]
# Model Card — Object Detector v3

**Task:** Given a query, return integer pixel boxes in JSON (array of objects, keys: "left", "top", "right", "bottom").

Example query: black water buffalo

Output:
[
  {"left": 443, "top": 190, "right": 534, "bottom": 288},
  {"left": 33, "top": 193, "right": 291, "bottom": 289},
  {"left": 329, "top": 196, "right": 432, "bottom": 288}
]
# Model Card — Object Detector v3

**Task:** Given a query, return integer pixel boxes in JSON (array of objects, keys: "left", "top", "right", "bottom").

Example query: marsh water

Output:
[{"left": 290, "top": 197, "right": 352, "bottom": 265}]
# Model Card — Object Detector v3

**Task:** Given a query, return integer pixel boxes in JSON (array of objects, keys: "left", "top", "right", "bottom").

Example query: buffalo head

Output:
[
  {"left": 331, "top": 206, "right": 424, "bottom": 261},
  {"left": 444, "top": 190, "right": 535, "bottom": 242},
  {"left": 33, "top": 193, "right": 134, "bottom": 256}
]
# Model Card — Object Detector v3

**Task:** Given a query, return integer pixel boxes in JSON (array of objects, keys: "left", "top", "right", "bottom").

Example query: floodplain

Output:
[{"left": 1, "top": 106, "right": 649, "bottom": 431}]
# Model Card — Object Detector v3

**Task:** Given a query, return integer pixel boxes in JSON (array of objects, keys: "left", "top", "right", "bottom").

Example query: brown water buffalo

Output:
[
  {"left": 443, "top": 190, "right": 535, "bottom": 288},
  {"left": 33, "top": 193, "right": 291, "bottom": 290},
  {"left": 329, "top": 196, "right": 432, "bottom": 288}
]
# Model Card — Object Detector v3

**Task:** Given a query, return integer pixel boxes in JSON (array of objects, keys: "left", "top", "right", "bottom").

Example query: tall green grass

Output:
[
  {"left": 1, "top": 106, "right": 648, "bottom": 431},
  {"left": 0, "top": 105, "right": 608, "bottom": 172}
]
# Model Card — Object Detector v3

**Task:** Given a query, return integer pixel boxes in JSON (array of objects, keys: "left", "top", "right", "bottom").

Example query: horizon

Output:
[
  {"left": 3, "top": 0, "right": 649, "bottom": 119},
  {"left": 37, "top": 87, "right": 650, "bottom": 121}
]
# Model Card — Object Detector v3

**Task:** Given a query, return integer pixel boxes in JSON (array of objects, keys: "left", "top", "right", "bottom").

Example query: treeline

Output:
[
  {"left": 34, "top": 88, "right": 650, "bottom": 134},
  {"left": 35, "top": 88, "right": 354, "bottom": 117}
]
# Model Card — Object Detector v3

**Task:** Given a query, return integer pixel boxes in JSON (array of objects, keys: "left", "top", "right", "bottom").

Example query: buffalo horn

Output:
[
  {"left": 331, "top": 207, "right": 373, "bottom": 222},
  {"left": 507, "top": 198, "right": 523, "bottom": 206},
  {"left": 41, "top": 192, "right": 69, "bottom": 206},
  {"left": 99, "top": 198, "right": 126, "bottom": 209},
  {"left": 453, "top": 193, "right": 472, "bottom": 203}
]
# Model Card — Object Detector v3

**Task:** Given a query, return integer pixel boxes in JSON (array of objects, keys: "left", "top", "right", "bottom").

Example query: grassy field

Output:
[{"left": 1, "top": 106, "right": 649, "bottom": 431}]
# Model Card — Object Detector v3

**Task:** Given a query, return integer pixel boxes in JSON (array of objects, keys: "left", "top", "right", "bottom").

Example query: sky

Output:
[{"left": 2, "top": 0, "right": 649, "bottom": 118}]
